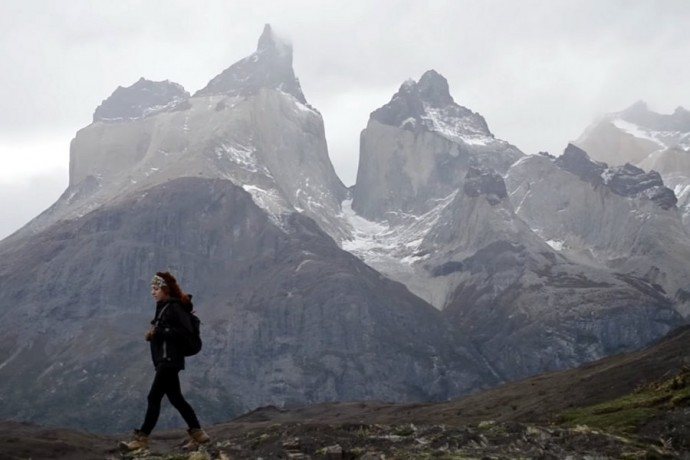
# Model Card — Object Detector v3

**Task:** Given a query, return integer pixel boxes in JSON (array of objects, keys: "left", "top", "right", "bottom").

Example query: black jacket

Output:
[{"left": 150, "top": 298, "right": 194, "bottom": 371}]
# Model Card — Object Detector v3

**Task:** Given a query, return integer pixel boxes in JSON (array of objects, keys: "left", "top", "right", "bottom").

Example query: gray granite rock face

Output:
[
  {"left": 505, "top": 148, "right": 690, "bottom": 316},
  {"left": 5, "top": 26, "right": 346, "bottom": 249},
  {"left": 353, "top": 71, "right": 522, "bottom": 220},
  {"left": 574, "top": 102, "right": 690, "bottom": 230},
  {"left": 410, "top": 168, "right": 683, "bottom": 381},
  {"left": 554, "top": 144, "right": 607, "bottom": 187},
  {"left": 462, "top": 167, "right": 507, "bottom": 203},
  {"left": 556, "top": 144, "right": 677, "bottom": 209},
  {"left": 606, "top": 164, "right": 677, "bottom": 209},
  {"left": 0, "top": 177, "right": 495, "bottom": 433}
]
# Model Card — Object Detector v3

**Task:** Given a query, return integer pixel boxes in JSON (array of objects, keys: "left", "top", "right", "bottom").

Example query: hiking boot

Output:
[
  {"left": 118, "top": 429, "right": 149, "bottom": 451},
  {"left": 181, "top": 428, "right": 210, "bottom": 449}
]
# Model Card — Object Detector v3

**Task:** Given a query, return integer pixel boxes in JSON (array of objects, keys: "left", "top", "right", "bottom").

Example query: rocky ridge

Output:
[
  {"left": 92, "top": 78, "right": 190, "bottom": 122},
  {"left": 555, "top": 144, "right": 676, "bottom": 209},
  {"left": 574, "top": 101, "right": 690, "bottom": 230},
  {"left": 506, "top": 144, "right": 690, "bottom": 316}
]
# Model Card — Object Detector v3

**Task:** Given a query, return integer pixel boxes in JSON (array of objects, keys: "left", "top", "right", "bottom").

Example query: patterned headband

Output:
[{"left": 151, "top": 275, "right": 167, "bottom": 288}]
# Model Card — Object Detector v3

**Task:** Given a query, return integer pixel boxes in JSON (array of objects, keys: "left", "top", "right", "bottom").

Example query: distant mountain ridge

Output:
[{"left": 574, "top": 101, "right": 690, "bottom": 230}]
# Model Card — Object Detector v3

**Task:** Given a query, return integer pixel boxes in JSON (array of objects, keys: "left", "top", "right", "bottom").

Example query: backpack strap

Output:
[{"left": 155, "top": 303, "right": 169, "bottom": 327}]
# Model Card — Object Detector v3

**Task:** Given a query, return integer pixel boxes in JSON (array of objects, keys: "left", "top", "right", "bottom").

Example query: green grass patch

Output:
[{"left": 557, "top": 368, "right": 690, "bottom": 435}]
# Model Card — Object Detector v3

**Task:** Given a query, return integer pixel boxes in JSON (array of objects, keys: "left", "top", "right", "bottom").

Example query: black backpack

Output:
[
  {"left": 158, "top": 301, "right": 202, "bottom": 357},
  {"left": 182, "top": 310, "right": 202, "bottom": 357}
]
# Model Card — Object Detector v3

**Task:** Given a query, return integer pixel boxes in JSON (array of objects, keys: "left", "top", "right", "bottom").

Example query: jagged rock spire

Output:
[
  {"left": 257, "top": 24, "right": 289, "bottom": 56},
  {"left": 194, "top": 24, "right": 306, "bottom": 103},
  {"left": 370, "top": 69, "right": 491, "bottom": 137},
  {"left": 417, "top": 70, "right": 455, "bottom": 108}
]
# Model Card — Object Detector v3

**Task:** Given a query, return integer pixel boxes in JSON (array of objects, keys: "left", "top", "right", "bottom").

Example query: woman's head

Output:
[{"left": 151, "top": 271, "right": 190, "bottom": 303}]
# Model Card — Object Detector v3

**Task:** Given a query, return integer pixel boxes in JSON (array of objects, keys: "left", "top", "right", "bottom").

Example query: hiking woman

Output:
[{"left": 120, "top": 271, "right": 210, "bottom": 451}]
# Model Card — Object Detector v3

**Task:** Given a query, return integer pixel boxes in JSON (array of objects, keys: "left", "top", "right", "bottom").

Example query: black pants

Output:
[{"left": 140, "top": 367, "right": 200, "bottom": 435}]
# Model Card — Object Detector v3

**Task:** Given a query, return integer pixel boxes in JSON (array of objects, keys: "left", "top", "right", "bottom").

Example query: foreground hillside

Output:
[{"left": 3, "top": 326, "right": 690, "bottom": 459}]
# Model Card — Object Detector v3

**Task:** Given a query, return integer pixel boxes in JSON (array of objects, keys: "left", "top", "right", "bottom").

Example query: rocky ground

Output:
[
  {"left": 2, "top": 417, "right": 686, "bottom": 460},
  {"left": 3, "top": 405, "right": 689, "bottom": 460}
]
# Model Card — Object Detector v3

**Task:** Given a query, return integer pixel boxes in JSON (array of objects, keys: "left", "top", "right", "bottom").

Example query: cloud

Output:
[
  {"left": 0, "top": 169, "right": 67, "bottom": 240},
  {"left": 0, "top": 133, "right": 70, "bottom": 240}
]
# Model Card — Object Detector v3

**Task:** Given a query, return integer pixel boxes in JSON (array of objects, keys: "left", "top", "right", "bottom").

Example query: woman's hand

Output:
[{"left": 145, "top": 326, "right": 156, "bottom": 341}]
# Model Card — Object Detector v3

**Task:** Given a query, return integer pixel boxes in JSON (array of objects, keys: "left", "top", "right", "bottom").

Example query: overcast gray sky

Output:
[{"left": 1, "top": 0, "right": 689, "bottom": 240}]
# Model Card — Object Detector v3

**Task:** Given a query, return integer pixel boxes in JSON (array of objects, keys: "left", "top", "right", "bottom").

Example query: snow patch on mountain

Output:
[
  {"left": 96, "top": 96, "right": 188, "bottom": 122},
  {"left": 422, "top": 106, "right": 495, "bottom": 146},
  {"left": 675, "top": 184, "right": 690, "bottom": 199},
  {"left": 242, "top": 184, "right": 290, "bottom": 226},
  {"left": 294, "top": 178, "right": 332, "bottom": 215},
  {"left": 546, "top": 239, "right": 565, "bottom": 251},
  {"left": 341, "top": 192, "right": 457, "bottom": 266},
  {"left": 215, "top": 142, "right": 273, "bottom": 177},
  {"left": 612, "top": 118, "right": 680, "bottom": 149},
  {"left": 601, "top": 169, "right": 615, "bottom": 185},
  {"left": 680, "top": 134, "right": 690, "bottom": 151}
]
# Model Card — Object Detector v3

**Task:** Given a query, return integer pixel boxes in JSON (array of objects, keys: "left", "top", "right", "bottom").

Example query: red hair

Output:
[{"left": 156, "top": 271, "right": 191, "bottom": 304}]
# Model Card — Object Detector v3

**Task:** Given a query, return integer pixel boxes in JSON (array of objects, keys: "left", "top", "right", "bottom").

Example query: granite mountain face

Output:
[
  {"left": 352, "top": 70, "right": 523, "bottom": 221},
  {"left": 574, "top": 101, "right": 690, "bottom": 229},
  {"left": 505, "top": 144, "right": 690, "bottom": 316},
  {"left": 4, "top": 24, "right": 347, "bottom": 249},
  {"left": 1, "top": 25, "right": 688, "bottom": 432}
]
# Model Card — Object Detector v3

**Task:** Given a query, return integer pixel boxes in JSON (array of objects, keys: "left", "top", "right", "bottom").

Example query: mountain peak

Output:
[
  {"left": 93, "top": 78, "right": 188, "bottom": 122},
  {"left": 257, "top": 24, "right": 291, "bottom": 57},
  {"left": 621, "top": 100, "right": 649, "bottom": 116},
  {"left": 194, "top": 24, "right": 306, "bottom": 103},
  {"left": 417, "top": 70, "right": 454, "bottom": 107},
  {"left": 555, "top": 144, "right": 606, "bottom": 186},
  {"left": 616, "top": 101, "right": 690, "bottom": 133},
  {"left": 370, "top": 70, "right": 491, "bottom": 138}
]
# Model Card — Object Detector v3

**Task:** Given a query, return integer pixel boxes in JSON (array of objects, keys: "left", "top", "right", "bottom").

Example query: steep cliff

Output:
[{"left": 5, "top": 24, "right": 347, "bottom": 247}]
